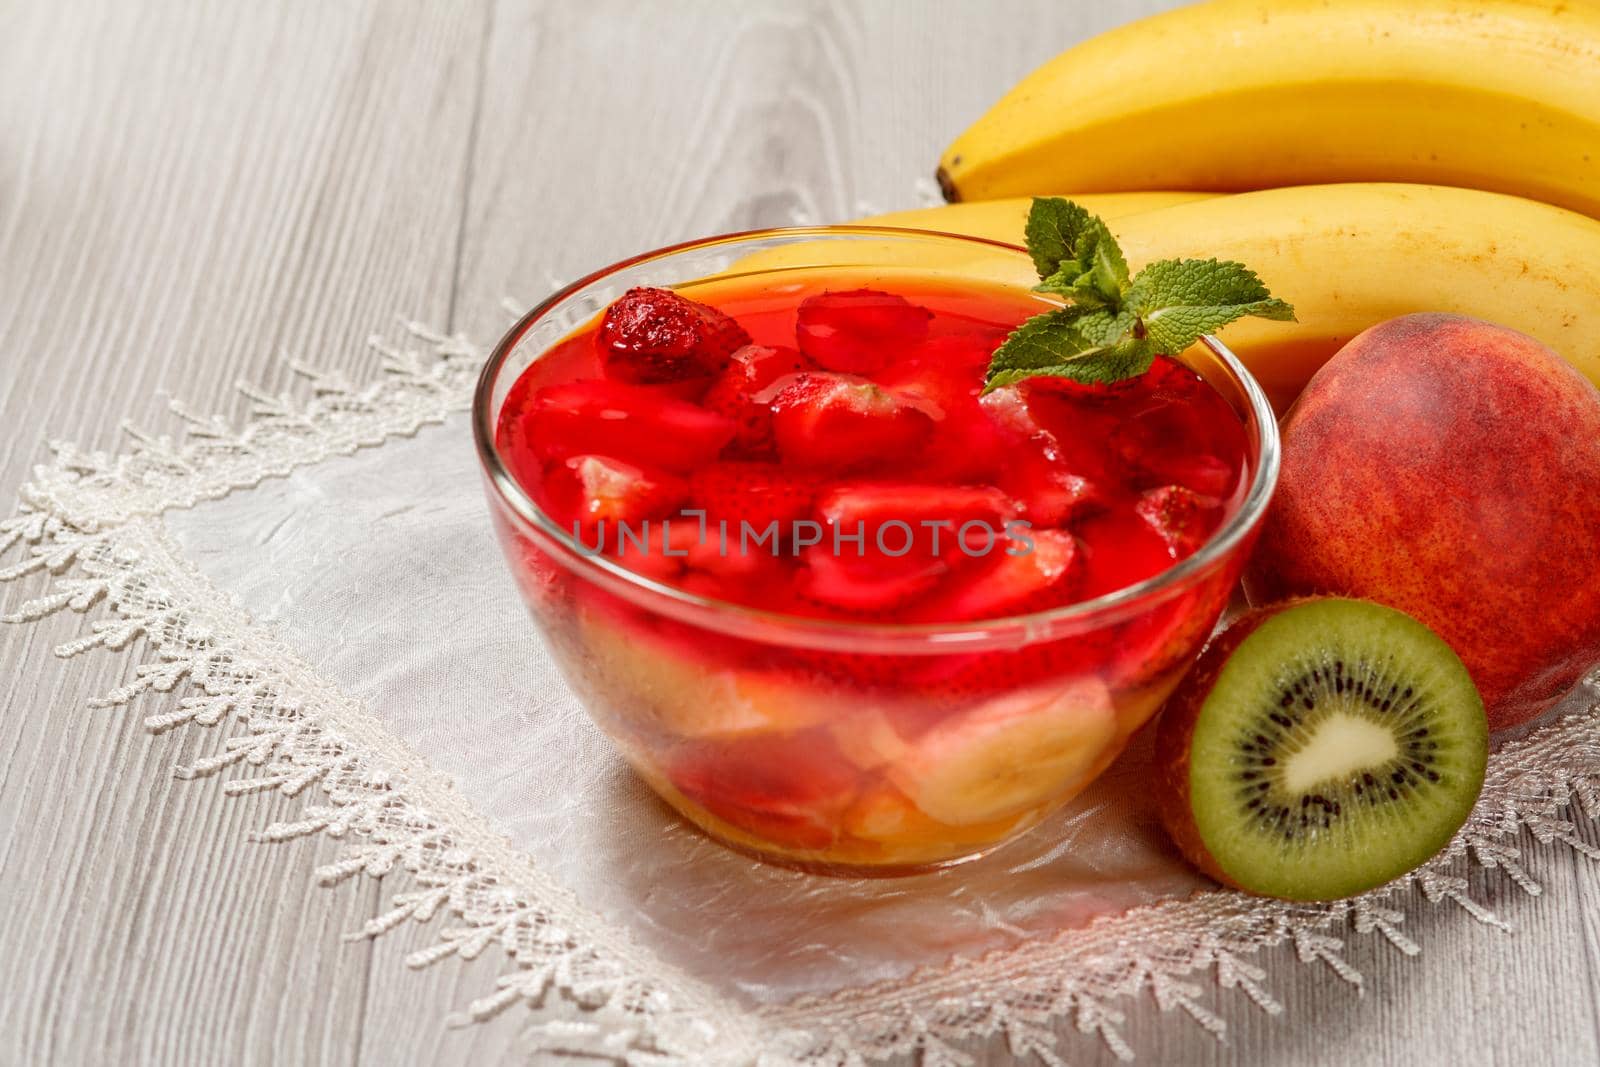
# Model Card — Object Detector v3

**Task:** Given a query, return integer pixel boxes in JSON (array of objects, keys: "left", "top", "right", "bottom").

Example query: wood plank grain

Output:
[{"left": 0, "top": 1, "right": 485, "bottom": 1064}]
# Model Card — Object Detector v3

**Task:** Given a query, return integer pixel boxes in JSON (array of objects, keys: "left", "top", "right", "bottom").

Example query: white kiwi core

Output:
[{"left": 1280, "top": 710, "right": 1400, "bottom": 795}]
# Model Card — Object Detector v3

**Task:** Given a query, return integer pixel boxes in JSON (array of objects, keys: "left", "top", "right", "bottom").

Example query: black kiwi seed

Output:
[{"left": 1168, "top": 597, "right": 1489, "bottom": 901}]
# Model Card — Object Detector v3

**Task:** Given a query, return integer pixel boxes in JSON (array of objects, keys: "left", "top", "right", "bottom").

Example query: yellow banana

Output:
[
  {"left": 864, "top": 190, "right": 1218, "bottom": 238},
  {"left": 850, "top": 183, "right": 1600, "bottom": 411},
  {"left": 711, "top": 194, "right": 1215, "bottom": 296},
  {"left": 938, "top": 0, "right": 1600, "bottom": 219}
]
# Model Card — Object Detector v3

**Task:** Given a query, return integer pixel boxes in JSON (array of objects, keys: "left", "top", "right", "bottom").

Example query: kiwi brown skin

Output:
[{"left": 1151, "top": 605, "right": 1280, "bottom": 891}]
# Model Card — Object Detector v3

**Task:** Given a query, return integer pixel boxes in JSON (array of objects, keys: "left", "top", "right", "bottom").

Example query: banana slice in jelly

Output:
[
  {"left": 577, "top": 608, "right": 833, "bottom": 739},
  {"left": 891, "top": 678, "right": 1118, "bottom": 826}
]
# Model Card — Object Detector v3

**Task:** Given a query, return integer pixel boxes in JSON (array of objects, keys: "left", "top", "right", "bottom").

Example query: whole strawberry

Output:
[{"left": 599, "top": 286, "right": 750, "bottom": 385}]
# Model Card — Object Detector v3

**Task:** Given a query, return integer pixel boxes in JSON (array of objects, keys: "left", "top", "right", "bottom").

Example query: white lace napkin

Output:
[
  {"left": 167, "top": 416, "right": 1210, "bottom": 1003},
  {"left": 6, "top": 328, "right": 1597, "bottom": 1065}
]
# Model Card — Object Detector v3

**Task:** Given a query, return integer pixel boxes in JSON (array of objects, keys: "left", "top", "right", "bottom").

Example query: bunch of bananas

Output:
[{"left": 862, "top": 0, "right": 1600, "bottom": 408}]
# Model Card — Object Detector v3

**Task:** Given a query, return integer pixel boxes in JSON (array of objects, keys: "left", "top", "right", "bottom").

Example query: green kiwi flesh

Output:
[{"left": 1190, "top": 598, "right": 1488, "bottom": 900}]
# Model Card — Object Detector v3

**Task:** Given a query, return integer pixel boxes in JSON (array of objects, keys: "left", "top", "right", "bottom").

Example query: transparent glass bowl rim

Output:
[{"left": 473, "top": 225, "right": 1281, "bottom": 653}]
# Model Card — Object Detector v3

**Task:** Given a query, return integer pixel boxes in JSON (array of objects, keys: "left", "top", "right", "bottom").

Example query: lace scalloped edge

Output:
[{"left": 3, "top": 320, "right": 1599, "bottom": 1067}]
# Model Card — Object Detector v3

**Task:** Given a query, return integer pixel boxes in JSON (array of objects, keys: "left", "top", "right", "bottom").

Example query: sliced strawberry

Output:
[
  {"left": 977, "top": 384, "right": 1049, "bottom": 438},
  {"left": 702, "top": 344, "right": 813, "bottom": 456},
  {"left": 1071, "top": 508, "right": 1178, "bottom": 598},
  {"left": 1135, "top": 485, "right": 1224, "bottom": 560},
  {"left": 522, "top": 380, "right": 736, "bottom": 470},
  {"left": 1110, "top": 402, "right": 1206, "bottom": 471},
  {"left": 875, "top": 336, "right": 992, "bottom": 415},
  {"left": 913, "top": 528, "right": 1082, "bottom": 622},
  {"left": 766, "top": 372, "right": 936, "bottom": 471},
  {"left": 680, "top": 536, "right": 796, "bottom": 602},
  {"left": 1014, "top": 387, "right": 1124, "bottom": 486},
  {"left": 773, "top": 646, "right": 933, "bottom": 695},
  {"left": 542, "top": 454, "right": 687, "bottom": 528},
  {"left": 1106, "top": 361, "right": 1248, "bottom": 496},
  {"left": 1000, "top": 446, "right": 1104, "bottom": 527},
  {"left": 977, "top": 385, "right": 1125, "bottom": 508},
  {"left": 908, "top": 633, "right": 1118, "bottom": 704},
  {"left": 598, "top": 286, "right": 750, "bottom": 385},
  {"left": 604, "top": 515, "right": 697, "bottom": 582},
  {"left": 795, "top": 289, "right": 933, "bottom": 374},
  {"left": 539, "top": 458, "right": 691, "bottom": 581},
  {"left": 666, "top": 730, "right": 861, "bottom": 851},
  {"left": 797, "top": 548, "right": 947, "bottom": 615},
  {"left": 877, "top": 340, "right": 1015, "bottom": 480},
  {"left": 816, "top": 482, "right": 1018, "bottom": 560},
  {"left": 687, "top": 461, "right": 821, "bottom": 532},
  {"left": 1151, "top": 453, "right": 1238, "bottom": 498},
  {"left": 666, "top": 464, "right": 818, "bottom": 602}
]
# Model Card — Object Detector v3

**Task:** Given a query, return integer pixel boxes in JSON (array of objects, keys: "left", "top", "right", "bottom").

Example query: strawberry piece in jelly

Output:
[
  {"left": 543, "top": 455, "right": 687, "bottom": 528},
  {"left": 912, "top": 528, "right": 1082, "bottom": 621},
  {"left": 702, "top": 344, "right": 813, "bottom": 456},
  {"left": 795, "top": 289, "right": 932, "bottom": 374},
  {"left": 610, "top": 521, "right": 695, "bottom": 582},
  {"left": 1135, "top": 485, "right": 1224, "bottom": 559},
  {"left": 797, "top": 549, "right": 948, "bottom": 615},
  {"left": 686, "top": 461, "right": 821, "bottom": 533},
  {"left": 816, "top": 482, "right": 1017, "bottom": 560},
  {"left": 878, "top": 338, "right": 1014, "bottom": 480},
  {"left": 766, "top": 372, "right": 936, "bottom": 471},
  {"left": 876, "top": 336, "right": 993, "bottom": 414},
  {"left": 1072, "top": 508, "right": 1182, "bottom": 599},
  {"left": 667, "top": 730, "right": 861, "bottom": 851},
  {"left": 599, "top": 286, "right": 750, "bottom": 385},
  {"left": 1000, "top": 446, "right": 1104, "bottom": 527},
  {"left": 1108, "top": 362, "right": 1247, "bottom": 497},
  {"left": 522, "top": 380, "right": 736, "bottom": 471}
]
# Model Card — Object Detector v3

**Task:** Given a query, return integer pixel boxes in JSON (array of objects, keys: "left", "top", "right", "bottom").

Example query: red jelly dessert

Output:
[
  {"left": 481, "top": 238, "right": 1270, "bottom": 874},
  {"left": 499, "top": 283, "right": 1246, "bottom": 614}
]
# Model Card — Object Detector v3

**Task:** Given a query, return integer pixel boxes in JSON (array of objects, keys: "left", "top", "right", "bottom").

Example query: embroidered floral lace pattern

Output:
[{"left": 3, "top": 323, "right": 1597, "bottom": 1066}]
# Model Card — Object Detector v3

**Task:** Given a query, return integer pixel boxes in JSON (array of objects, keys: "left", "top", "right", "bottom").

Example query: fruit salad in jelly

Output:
[{"left": 482, "top": 246, "right": 1264, "bottom": 873}]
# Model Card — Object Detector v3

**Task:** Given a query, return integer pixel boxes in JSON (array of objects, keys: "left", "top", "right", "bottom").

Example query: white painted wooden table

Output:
[{"left": 1, "top": 3, "right": 1595, "bottom": 1064}]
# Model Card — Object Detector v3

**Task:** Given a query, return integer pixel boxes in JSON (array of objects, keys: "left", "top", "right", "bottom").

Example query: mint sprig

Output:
[
  {"left": 1024, "top": 198, "right": 1129, "bottom": 309},
  {"left": 985, "top": 198, "right": 1296, "bottom": 392}
]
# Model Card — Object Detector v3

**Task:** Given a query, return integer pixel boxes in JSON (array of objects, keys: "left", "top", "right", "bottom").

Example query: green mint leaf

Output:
[
  {"left": 1126, "top": 258, "right": 1297, "bottom": 354},
  {"left": 1027, "top": 198, "right": 1129, "bottom": 308},
  {"left": 1085, "top": 232, "right": 1131, "bottom": 305},
  {"left": 1023, "top": 198, "right": 1092, "bottom": 279},
  {"left": 983, "top": 308, "right": 1153, "bottom": 392},
  {"left": 1071, "top": 306, "right": 1138, "bottom": 347},
  {"left": 988, "top": 201, "right": 1293, "bottom": 392}
]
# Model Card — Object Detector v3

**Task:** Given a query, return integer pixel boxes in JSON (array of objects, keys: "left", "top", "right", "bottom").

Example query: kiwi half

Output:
[{"left": 1154, "top": 597, "right": 1488, "bottom": 901}]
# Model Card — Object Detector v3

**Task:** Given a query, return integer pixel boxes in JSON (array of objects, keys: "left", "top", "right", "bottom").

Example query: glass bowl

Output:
[{"left": 474, "top": 227, "right": 1280, "bottom": 875}]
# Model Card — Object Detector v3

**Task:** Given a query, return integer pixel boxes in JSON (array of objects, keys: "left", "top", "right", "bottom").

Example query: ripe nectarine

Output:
[{"left": 1245, "top": 313, "right": 1600, "bottom": 730}]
